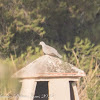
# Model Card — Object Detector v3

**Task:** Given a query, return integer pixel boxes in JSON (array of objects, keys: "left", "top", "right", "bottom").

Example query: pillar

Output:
[
  {"left": 18, "top": 79, "right": 37, "bottom": 100},
  {"left": 72, "top": 82, "right": 79, "bottom": 100},
  {"left": 49, "top": 79, "right": 71, "bottom": 100}
]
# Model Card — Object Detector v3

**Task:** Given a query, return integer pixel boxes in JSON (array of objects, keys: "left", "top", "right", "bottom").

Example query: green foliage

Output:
[
  {"left": 0, "top": 0, "right": 100, "bottom": 100},
  {"left": 0, "top": 0, "right": 100, "bottom": 57},
  {"left": 64, "top": 37, "right": 100, "bottom": 100},
  {"left": 87, "top": 80, "right": 100, "bottom": 100},
  {"left": 64, "top": 37, "right": 100, "bottom": 73},
  {"left": 0, "top": 59, "right": 21, "bottom": 99}
]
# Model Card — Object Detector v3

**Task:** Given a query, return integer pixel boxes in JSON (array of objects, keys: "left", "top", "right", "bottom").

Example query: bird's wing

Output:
[
  {"left": 45, "top": 45, "right": 62, "bottom": 58},
  {"left": 44, "top": 45, "right": 58, "bottom": 54}
]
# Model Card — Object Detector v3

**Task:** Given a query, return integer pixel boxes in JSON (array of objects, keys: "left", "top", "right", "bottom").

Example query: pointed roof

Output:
[{"left": 12, "top": 55, "right": 85, "bottom": 78}]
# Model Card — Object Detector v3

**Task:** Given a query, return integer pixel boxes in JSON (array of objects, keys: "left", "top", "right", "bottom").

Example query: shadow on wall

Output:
[{"left": 34, "top": 81, "right": 48, "bottom": 100}]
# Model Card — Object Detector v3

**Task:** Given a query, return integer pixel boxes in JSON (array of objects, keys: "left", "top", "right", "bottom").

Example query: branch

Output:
[{"left": 72, "top": 49, "right": 80, "bottom": 67}]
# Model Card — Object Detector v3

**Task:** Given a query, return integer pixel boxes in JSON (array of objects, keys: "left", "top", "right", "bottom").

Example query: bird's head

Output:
[{"left": 39, "top": 41, "right": 45, "bottom": 46}]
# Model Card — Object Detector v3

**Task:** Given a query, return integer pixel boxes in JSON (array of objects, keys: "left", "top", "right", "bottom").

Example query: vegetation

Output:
[
  {"left": 0, "top": 0, "right": 100, "bottom": 100},
  {"left": 64, "top": 37, "right": 100, "bottom": 100}
]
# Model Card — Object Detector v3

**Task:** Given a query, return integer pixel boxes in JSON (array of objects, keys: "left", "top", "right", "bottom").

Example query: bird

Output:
[{"left": 39, "top": 41, "right": 62, "bottom": 58}]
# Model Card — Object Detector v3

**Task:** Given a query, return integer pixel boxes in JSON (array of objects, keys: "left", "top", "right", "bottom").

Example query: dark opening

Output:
[
  {"left": 34, "top": 81, "right": 48, "bottom": 100},
  {"left": 70, "top": 81, "right": 75, "bottom": 100}
]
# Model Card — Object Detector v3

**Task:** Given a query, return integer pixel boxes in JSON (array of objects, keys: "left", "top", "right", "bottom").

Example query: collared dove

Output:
[{"left": 39, "top": 41, "right": 62, "bottom": 58}]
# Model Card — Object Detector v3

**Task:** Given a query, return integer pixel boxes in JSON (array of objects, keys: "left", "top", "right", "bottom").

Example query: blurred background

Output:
[{"left": 0, "top": 0, "right": 100, "bottom": 100}]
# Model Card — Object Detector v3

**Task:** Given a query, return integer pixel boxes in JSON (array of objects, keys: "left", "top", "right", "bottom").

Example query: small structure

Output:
[{"left": 12, "top": 55, "right": 85, "bottom": 100}]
